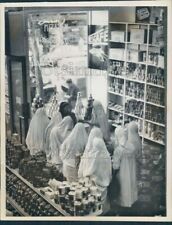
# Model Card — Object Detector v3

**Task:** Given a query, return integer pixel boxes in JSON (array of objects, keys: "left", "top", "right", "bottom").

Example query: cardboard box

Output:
[
  {"left": 111, "top": 31, "right": 125, "bottom": 42},
  {"left": 127, "top": 50, "right": 139, "bottom": 62},
  {"left": 130, "top": 28, "right": 147, "bottom": 44},
  {"left": 109, "top": 48, "right": 125, "bottom": 61},
  {"left": 158, "top": 55, "right": 164, "bottom": 69}
]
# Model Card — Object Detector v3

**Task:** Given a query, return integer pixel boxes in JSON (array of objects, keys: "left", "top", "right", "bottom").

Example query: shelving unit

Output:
[
  {"left": 6, "top": 166, "right": 70, "bottom": 216},
  {"left": 108, "top": 20, "right": 165, "bottom": 147}
]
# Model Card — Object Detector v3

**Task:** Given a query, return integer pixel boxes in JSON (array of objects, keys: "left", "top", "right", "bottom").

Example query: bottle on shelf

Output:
[
  {"left": 146, "top": 85, "right": 165, "bottom": 106},
  {"left": 125, "top": 99, "right": 144, "bottom": 118},
  {"left": 145, "top": 104, "right": 165, "bottom": 125},
  {"left": 126, "top": 81, "right": 144, "bottom": 100},
  {"left": 144, "top": 121, "right": 165, "bottom": 144}
]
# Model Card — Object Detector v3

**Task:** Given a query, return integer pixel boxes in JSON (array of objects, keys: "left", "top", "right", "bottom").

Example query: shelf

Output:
[
  {"left": 109, "top": 40, "right": 125, "bottom": 44},
  {"left": 125, "top": 112, "right": 143, "bottom": 120},
  {"left": 127, "top": 60, "right": 147, "bottom": 65},
  {"left": 146, "top": 101, "right": 165, "bottom": 108},
  {"left": 108, "top": 106, "right": 123, "bottom": 113},
  {"left": 109, "top": 57, "right": 125, "bottom": 62},
  {"left": 144, "top": 135, "right": 165, "bottom": 146},
  {"left": 126, "top": 41, "right": 147, "bottom": 46},
  {"left": 6, "top": 194, "right": 29, "bottom": 217},
  {"left": 108, "top": 90, "right": 124, "bottom": 97},
  {"left": 109, "top": 74, "right": 124, "bottom": 79},
  {"left": 147, "top": 82, "right": 165, "bottom": 89},
  {"left": 145, "top": 119, "right": 165, "bottom": 127},
  {"left": 125, "top": 77, "right": 145, "bottom": 84},
  {"left": 6, "top": 166, "right": 69, "bottom": 216},
  {"left": 147, "top": 63, "right": 164, "bottom": 69},
  {"left": 109, "top": 22, "right": 157, "bottom": 26},
  {"left": 125, "top": 95, "right": 144, "bottom": 102}
]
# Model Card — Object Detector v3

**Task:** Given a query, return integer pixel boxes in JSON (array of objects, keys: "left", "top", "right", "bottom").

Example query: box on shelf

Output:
[
  {"left": 111, "top": 31, "right": 125, "bottom": 42},
  {"left": 109, "top": 48, "right": 125, "bottom": 61},
  {"left": 127, "top": 50, "right": 139, "bottom": 62},
  {"left": 130, "top": 28, "right": 147, "bottom": 44},
  {"left": 152, "top": 30, "right": 159, "bottom": 45},
  {"left": 158, "top": 55, "right": 164, "bottom": 69}
]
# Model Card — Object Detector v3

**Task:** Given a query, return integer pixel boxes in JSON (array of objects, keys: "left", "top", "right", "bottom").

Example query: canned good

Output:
[
  {"left": 59, "top": 185, "right": 66, "bottom": 195},
  {"left": 90, "top": 186, "right": 97, "bottom": 195},
  {"left": 74, "top": 200, "right": 82, "bottom": 214},
  {"left": 69, "top": 191, "right": 75, "bottom": 202},
  {"left": 82, "top": 187, "right": 89, "bottom": 198},
  {"left": 65, "top": 184, "right": 70, "bottom": 194},
  {"left": 75, "top": 189, "right": 83, "bottom": 200},
  {"left": 96, "top": 193, "right": 101, "bottom": 202},
  {"left": 58, "top": 194, "right": 66, "bottom": 204}
]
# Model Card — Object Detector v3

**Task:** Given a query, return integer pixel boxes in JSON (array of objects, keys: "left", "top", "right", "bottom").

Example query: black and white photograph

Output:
[{"left": 1, "top": 1, "right": 172, "bottom": 221}]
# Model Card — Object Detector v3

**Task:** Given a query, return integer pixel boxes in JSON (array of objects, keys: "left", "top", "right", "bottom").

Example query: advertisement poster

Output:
[{"left": 88, "top": 25, "right": 108, "bottom": 70}]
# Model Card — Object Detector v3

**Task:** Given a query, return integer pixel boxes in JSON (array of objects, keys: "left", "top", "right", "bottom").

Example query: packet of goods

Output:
[{"left": 48, "top": 179, "right": 62, "bottom": 191}]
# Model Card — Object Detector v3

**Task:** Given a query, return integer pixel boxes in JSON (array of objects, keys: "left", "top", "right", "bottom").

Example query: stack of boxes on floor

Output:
[{"left": 137, "top": 142, "right": 165, "bottom": 215}]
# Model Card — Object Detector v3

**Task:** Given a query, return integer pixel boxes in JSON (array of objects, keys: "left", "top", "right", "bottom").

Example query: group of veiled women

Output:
[{"left": 26, "top": 100, "right": 142, "bottom": 214}]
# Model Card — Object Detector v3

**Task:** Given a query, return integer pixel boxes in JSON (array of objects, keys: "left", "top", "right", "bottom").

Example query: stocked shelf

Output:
[
  {"left": 6, "top": 166, "right": 70, "bottom": 216},
  {"left": 125, "top": 95, "right": 144, "bottom": 102},
  {"left": 109, "top": 74, "right": 124, "bottom": 79},
  {"left": 6, "top": 194, "right": 30, "bottom": 216},
  {"left": 146, "top": 101, "right": 165, "bottom": 109},
  {"left": 108, "top": 106, "right": 123, "bottom": 113},
  {"left": 108, "top": 90, "right": 124, "bottom": 97},
  {"left": 124, "top": 112, "right": 143, "bottom": 120},
  {"left": 147, "top": 82, "right": 165, "bottom": 89},
  {"left": 145, "top": 119, "right": 165, "bottom": 127},
  {"left": 144, "top": 134, "right": 165, "bottom": 146},
  {"left": 108, "top": 20, "right": 165, "bottom": 146}
]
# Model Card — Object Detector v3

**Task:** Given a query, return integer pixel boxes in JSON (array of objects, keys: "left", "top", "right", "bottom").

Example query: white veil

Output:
[{"left": 26, "top": 108, "right": 49, "bottom": 155}]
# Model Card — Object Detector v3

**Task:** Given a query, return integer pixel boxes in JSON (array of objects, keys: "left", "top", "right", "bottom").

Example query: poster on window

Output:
[{"left": 88, "top": 25, "right": 108, "bottom": 70}]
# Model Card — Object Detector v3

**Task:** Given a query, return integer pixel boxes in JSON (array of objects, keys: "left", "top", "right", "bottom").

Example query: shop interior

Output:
[{"left": 5, "top": 6, "right": 166, "bottom": 217}]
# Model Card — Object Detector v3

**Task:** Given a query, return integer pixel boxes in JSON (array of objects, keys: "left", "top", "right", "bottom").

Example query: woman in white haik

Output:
[
  {"left": 60, "top": 123, "right": 88, "bottom": 182},
  {"left": 78, "top": 126, "right": 103, "bottom": 176},
  {"left": 44, "top": 112, "right": 62, "bottom": 160},
  {"left": 113, "top": 121, "right": 141, "bottom": 207},
  {"left": 26, "top": 107, "right": 49, "bottom": 155},
  {"left": 79, "top": 137, "right": 112, "bottom": 214},
  {"left": 91, "top": 100, "right": 110, "bottom": 142},
  {"left": 49, "top": 116, "right": 74, "bottom": 167}
]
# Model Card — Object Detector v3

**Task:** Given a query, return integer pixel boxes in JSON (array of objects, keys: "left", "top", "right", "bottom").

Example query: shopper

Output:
[
  {"left": 26, "top": 107, "right": 49, "bottom": 155},
  {"left": 112, "top": 121, "right": 141, "bottom": 208},
  {"left": 44, "top": 112, "right": 62, "bottom": 160},
  {"left": 60, "top": 123, "right": 88, "bottom": 182},
  {"left": 91, "top": 100, "right": 110, "bottom": 142},
  {"left": 59, "top": 101, "right": 77, "bottom": 125},
  {"left": 79, "top": 137, "right": 112, "bottom": 214},
  {"left": 49, "top": 116, "right": 74, "bottom": 168},
  {"left": 66, "top": 78, "right": 80, "bottom": 109}
]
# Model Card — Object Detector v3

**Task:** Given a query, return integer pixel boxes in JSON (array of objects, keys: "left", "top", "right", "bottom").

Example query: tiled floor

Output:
[{"left": 105, "top": 141, "right": 166, "bottom": 217}]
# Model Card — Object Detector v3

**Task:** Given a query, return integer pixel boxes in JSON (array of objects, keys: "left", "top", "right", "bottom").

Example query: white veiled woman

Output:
[
  {"left": 78, "top": 126, "right": 103, "bottom": 178},
  {"left": 49, "top": 116, "right": 74, "bottom": 166},
  {"left": 91, "top": 100, "right": 110, "bottom": 142},
  {"left": 113, "top": 121, "right": 142, "bottom": 207},
  {"left": 80, "top": 137, "right": 112, "bottom": 214},
  {"left": 60, "top": 123, "right": 88, "bottom": 182},
  {"left": 44, "top": 112, "right": 62, "bottom": 159},
  {"left": 26, "top": 107, "right": 49, "bottom": 155}
]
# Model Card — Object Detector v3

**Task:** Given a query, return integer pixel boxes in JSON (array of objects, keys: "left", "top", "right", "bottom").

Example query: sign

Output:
[{"left": 88, "top": 25, "right": 108, "bottom": 70}]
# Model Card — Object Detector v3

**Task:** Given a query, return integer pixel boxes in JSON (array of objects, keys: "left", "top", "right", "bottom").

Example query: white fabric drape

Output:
[
  {"left": 113, "top": 121, "right": 141, "bottom": 207},
  {"left": 44, "top": 112, "right": 62, "bottom": 158},
  {"left": 49, "top": 116, "right": 74, "bottom": 165},
  {"left": 78, "top": 127, "right": 103, "bottom": 178},
  {"left": 60, "top": 123, "right": 88, "bottom": 182},
  {"left": 26, "top": 108, "right": 49, "bottom": 155},
  {"left": 91, "top": 100, "right": 110, "bottom": 142}
]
